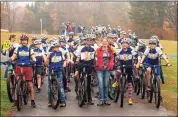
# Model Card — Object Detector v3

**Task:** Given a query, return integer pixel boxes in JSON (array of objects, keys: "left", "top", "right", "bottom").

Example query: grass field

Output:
[
  {"left": 159, "top": 40, "right": 177, "bottom": 113},
  {"left": 0, "top": 32, "right": 177, "bottom": 115},
  {"left": 0, "top": 74, "right": 15, "bottom": 116}
]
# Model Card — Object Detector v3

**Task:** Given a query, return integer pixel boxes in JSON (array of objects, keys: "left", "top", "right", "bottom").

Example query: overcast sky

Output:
[{"left": 16, "top": 2, "right": 33, "bottom": 7}]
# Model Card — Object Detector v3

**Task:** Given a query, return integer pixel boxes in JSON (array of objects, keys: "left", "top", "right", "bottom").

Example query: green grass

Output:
[
  {"left": 161, "top": 58, "right": 177, "bottom": 113},
  {"left": 0, "top": 74, "right": 14, "bottom": 116}
]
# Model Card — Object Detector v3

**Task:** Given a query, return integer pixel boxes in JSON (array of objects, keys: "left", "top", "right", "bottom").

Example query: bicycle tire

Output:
[
  {"left": 120, "top": 75, "right": 126, "bottom": 108},
  {"left": 154, "top": 77, "right": 161, "bottom": 108},
  {"left": 50, "top": 76, "right": 60, "bottom": 109},
  {"left": 108, "top": 76, "right": 115, "bottom": 100},
  {"left": 23, "top": 81, "right": 29, "bottom": 105},
  {"left": 78, "top": 77, "right": 85, "bottom": 107},
  {"left": 114, "top": 83, "right": 120, "bottom": 103},
  {"left": 16, "top": 79, "right": 23, "bottom": 111},
  {"left": 7, "top": 74, "right": 15, "bottom": 102},
  {"left": 140, "top": 73, "right": 146, "bottom": 99}
]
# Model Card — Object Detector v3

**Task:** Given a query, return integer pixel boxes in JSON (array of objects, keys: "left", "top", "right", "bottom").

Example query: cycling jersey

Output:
[
  {"left": 144, "top": 47, "right": 163, "bottom": 65},
  {"left": 41, "top": 40, "right": 48, "bottom": 53},
  {"left": 14, "top": 45, "right": 34, "bottom": 66},
  {"left": 33, "top": 47, "right": 45, "bottom": 66},
  {"left": 77, "top": 46, "right": 95, "bottom": 65},
  {"left": 49, "top": 51, "right": 65, "bottom": 72},
  {"left": 117, "top": 47, "right": 139, "bottom": 65}
]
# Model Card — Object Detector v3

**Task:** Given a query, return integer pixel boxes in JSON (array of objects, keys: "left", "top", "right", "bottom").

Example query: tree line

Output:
[{"left": 1, "top": 2, "right": 177, "bottom": 40}]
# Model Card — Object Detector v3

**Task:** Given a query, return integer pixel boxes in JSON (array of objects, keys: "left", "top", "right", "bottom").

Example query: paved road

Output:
[{"left": 1, "top": 55, "right": 176, "bottom": 116}]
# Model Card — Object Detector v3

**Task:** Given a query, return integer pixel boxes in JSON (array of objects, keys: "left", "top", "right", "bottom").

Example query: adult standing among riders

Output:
[
  {"left": 2, "top": 34, "right": 19, "bottom": 80},
  {"left": 41, "top": 34, "right": 48, "bottom": 54},
  {"left": 9, "top": 34, "right": 36, "bottom": 108},
  {"left": 117, "top": 30, "right": 126, "bottom": 44},
  {"left": 95, "top": 37, "right": 114, "bottom": 106}
]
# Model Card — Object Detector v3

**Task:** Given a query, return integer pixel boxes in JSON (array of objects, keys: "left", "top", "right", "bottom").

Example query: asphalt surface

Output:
[{"left": 1, "top": 55, "right": 176, "bottom": 116}]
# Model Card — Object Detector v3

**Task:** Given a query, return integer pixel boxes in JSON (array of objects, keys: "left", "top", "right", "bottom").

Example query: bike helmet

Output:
[
  {"left": 32, "top": 36, "right": 38, "bottom": 40},
  {"left": 138, "top": 39, "right": 146, "bottom": 46},
  {"left": 59, "top": 36, "right": 66, "bottom": 42},
  {"left": 51, "top": 41, "right": 60, "bottom": 47},
  {"left": 41, "top": 34, "right": 47, "bottom": 40},
  {"left": 151, "top": 35, "right": 159, "bottom": 42},
  {"left": 121, "top": 38, "right": 130, "bottom": 44},
  {"left": 20, "top": 34, "right": 29, "bottom": 40},
  {"left": 120, "top": 31, "right": 126, "bottom": 35},
  {"left": 34, "top": 40, "right": 42, "bottom": 45},
  {"left": 149, "top": 38, "right": 157, "bottom": 44}
]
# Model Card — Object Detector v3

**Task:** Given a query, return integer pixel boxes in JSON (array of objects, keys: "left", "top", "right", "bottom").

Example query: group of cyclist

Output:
[{"left": 2, "top": 26, "right": 171, "bottom": 109}]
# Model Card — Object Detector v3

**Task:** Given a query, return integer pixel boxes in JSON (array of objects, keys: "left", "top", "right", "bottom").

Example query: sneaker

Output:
[
  {"left": 128, "top": 98, "right": 133, "bottom": 105},
  {"left": 60, "top": 101, "right": 66, "bottom": 107},
  {"left": 97, "top": 100, "right": 104, "bottom": 106},
  {"left": 36, "top": 88, "right": 41, "bottom": 93},
  {"left": 104, "top": 100, "right": 111, "bottom": 106},
  {"left": 31, "top": 101, "right": 36, "bottom": 108}
]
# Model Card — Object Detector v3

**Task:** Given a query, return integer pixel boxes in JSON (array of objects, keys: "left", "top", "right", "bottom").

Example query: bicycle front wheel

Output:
[
  {"left": 154, "top": 77, "right": 161, "bottom": 108},
  {"left": 120, "top": 76, "right": 126, "bottom": 108},
  {"left": 78, "top": 78, "right": 85, "bottom": 107},
  {"left": 7, "top": 74, "right": 15, "bottom": 102},
  {"left": 16, "top": 79, "right": 23, "bottom": 111},
  {"left": 50, "top": 77, "right": 60, "bottom": 109}
]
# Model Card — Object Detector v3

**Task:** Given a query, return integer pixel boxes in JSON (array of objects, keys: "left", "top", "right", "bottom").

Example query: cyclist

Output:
[
  {"left": 29, "top": 36, "right": 38, "bottom": 51},
  {"left": 2, "top": 34, "right": 19, "bottom": 80},
  {"left": 68, "top": 32, "right": 74, "bottom": 41},
  {"left": 116, "top": 38, "right": 139, "bottom": 105},
  {"left": 59, "top": 36, "right": 71, "bottom": 92},
  {"left": 9, "top": 34, "right": 36, "bottom": 108},
  {"left": 74, "top": 34, "right": 95, "bottom": 105},
  {"left": 45, "top": 40, "right": 66, "bottom": 107},
  {"left": 33, "top": 40, "right": 46, "bottom": 93},
  {"left": 41, "top": 34, "right": 48, "bottom": 54},
  {"left": 139, "top": 38, "right": 171, "bottom": 91},
  {"left": 117, "top": 30, "right": 126, "bottom": 44},
  {"left": 128, "top": 30, "right": 132, "bottom": 38}
]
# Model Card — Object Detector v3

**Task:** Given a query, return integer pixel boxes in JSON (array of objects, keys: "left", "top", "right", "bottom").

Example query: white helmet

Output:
[
  {"left": 34, "top": 40, "right": 41, "bottom": 45},
  {"left": 138, "top": 39, "right": 146, "bottom": 46}
]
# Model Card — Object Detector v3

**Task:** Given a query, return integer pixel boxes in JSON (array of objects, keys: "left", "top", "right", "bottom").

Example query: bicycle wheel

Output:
[
  {"left": 78, "top": 77, "right": 85, "bottom": 107},
  {"left": 154, "top": 77, "right": 161, "bottom": 108},
  {"left": 108, "top": 76, "right": 115, "bottom": 100},
  {"left": 23, "top": 81, "right": 29, "bottom": 105},
  {"left": 114, "top": 82, "right": 120, "bottom": 103},
  {"left": 50, "top": 77, "right": 60, "bottom": 109},
  {"left": 120, "top": 76, "right": 126, "bottom": 108},
  {"left": 140, "top": 73, "right": 146, "bottom": 99},
  {"left": 136, "top": 78, "right": 141, "bottom": 96},
  {"left": 147, "top": 81, "right": 153, "bottom": 103},
  {"left": 16, "top": 79, "right": 23, "bottom": 111},
  {"left": 7, "top": 74, "right": 15, "bottom": 102}
]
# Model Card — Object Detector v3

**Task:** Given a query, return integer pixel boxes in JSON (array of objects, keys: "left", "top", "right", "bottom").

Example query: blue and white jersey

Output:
[
  {"left": 49, "top": 51, "right": 65, "bottom": 72},
  {"left": 14, "top": 45, "right": 34, "bottom": 66},
  {"left": 117, "top": 47, "right": 139, "bottom": 65},
  {"left": 41, "top": 41, "right": 48, "bottom": 53},
  {"left": 33, "top": 47, "right": 45, "bottom": 66},
  {"left": 76, "top": 46, "right": 95, "bottom": 65},
  {"left": 144, "top": 47, "right": 163, "bottom": 65}
]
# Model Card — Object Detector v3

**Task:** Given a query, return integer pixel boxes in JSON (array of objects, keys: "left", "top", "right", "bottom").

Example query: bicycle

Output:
[
  {"left": 144, "top": 64, "right": 170, "bottom": 108},
  {"left": 49, "top": 67, "right": 65, "bottom": 109},
  {"left": 114, "top": 65, "right": 135, "bottom": 108},
  {"left": 137, "top": 65, "right": 147, "bottom": 99},
  {"left": 15, "top": 65, "right": 30, "bottom": 111},
  {"left": 1, "top": 61, "right": 16, "bottom": 102},
  {"left": 77, "top": 63, "right": 92, "bottom": 107}
]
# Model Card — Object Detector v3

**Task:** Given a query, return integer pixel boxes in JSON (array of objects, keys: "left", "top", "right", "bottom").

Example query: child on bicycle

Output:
[
  {"left": 116, "top": 38, "right": 140, "bottom": 105},
  {"left": 33, "top": 40, "right": 46, "bottom": 93},
  {"left": 139, "top": 37, "right": 171, "bottom": 91},
  {"left": 45, "top": 40, "right": 66, "bottom": 107},
  {"left": 9, "top": 34, "right": 36, "bottom": 108}
]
